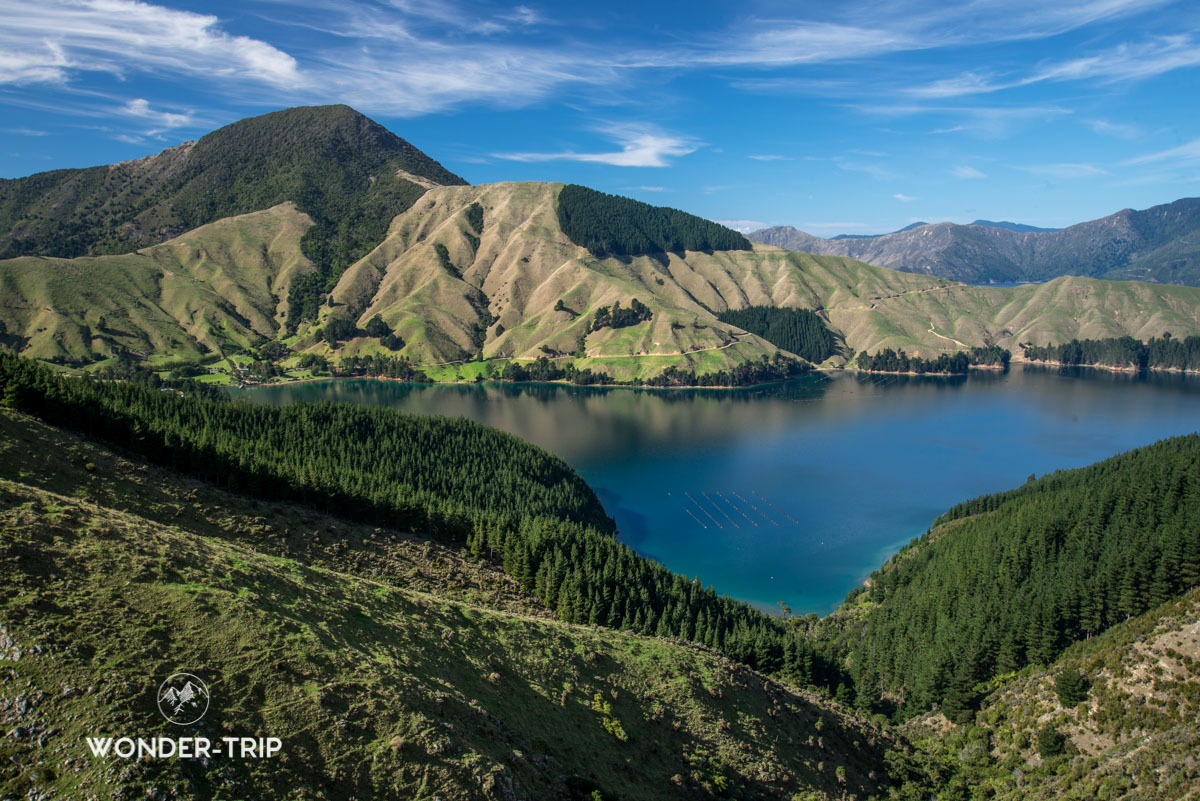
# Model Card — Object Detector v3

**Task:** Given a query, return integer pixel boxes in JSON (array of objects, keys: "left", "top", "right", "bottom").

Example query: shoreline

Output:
[
  {"left": 210, "top": 358, "right": 1200, "bottom": 393},
  {"left": 229, "top": 371, "right": 820, "bottom": 392},
  {"left": 1018, "top": 358, "right": 1200, "bottom": 376},
  {"left": 852, "top": 363, "right": 1007, "bottom": 377}
]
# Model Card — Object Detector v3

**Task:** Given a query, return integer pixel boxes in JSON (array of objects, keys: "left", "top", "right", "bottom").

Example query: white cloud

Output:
[
  {"left": 0, "top": 0, "right": 302, "bottom": 88},
  {"left": 0, "top": 0, "right": 1186, "bottom": 132},
  {"left": 700, "top": 22, "right": 918, "bottom": 67},
  {"left": 1016, "top": 162, "right": 1106, "bottom": 178},
  {"left": 493, "top": 126, "right": 698, "bottom": 167},
  {"left": 893, "top": 193, "right": 917, "bottom": 202},
  {"left": 749, "top": 154, "right": 793, "bottom": 161},
  {"left": 637, "top": 186, "right": 666, "bottom": 191},
  {"left": 120, "top": 98, "right": 193, "bottom": 134},
  {"left": 952, "top": 165, "right": 987, "bottom": 179},
  {"left": 908, "top": 71, "right": 1001, "bottom": 99}
]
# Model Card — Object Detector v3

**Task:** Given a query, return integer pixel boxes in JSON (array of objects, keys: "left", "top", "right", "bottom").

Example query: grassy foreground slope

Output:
[{"left": 0, "top": 409, "right": 897, "bottom": 801}]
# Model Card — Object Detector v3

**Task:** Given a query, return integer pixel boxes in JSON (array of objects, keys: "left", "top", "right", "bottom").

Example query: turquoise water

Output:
[{"left": 238, "top": 367, "right": 1200, "bottom": 615}]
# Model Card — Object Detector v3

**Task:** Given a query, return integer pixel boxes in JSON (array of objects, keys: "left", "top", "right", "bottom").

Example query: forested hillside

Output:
[
  {"left": 715, "top": 306, "right": 836, "bottom": 363},
  {"left": 826, "top": 434, "right": 1200, "bottom": 719},
  {"left": 897, "top": 589, "right": 1200, "bottom": 800},
  {"left": 556, "top": 184, "right": 751, "bottom": 257},
  {"left": 0, "top": 353, "right": 608, "bottom": 534}
]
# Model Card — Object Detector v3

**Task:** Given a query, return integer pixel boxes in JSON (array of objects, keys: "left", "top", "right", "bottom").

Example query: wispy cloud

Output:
[
  {"left": 0, "top": 127, "right": 48, "bottom": 136},
  {"left": 0, "top": 0, "right": 302, "bottom": 88},
  {"left": 1016, "top": 162, "right": 1107, "bottom": 178},
  {"left": 838, "top": 162, "right": 895, "bottom": 179},
  {"left": 952, "top": 165, "right": 987, "bottom": 179},
  {"left": 893, "top": 193, "right": 917, "bottom": 202},
  {"left": 673, "top": 0, "right": 1171, "bottom": 70},
  {"left": 1124, "top": 138, "right": 1200, "bottom": 165},
  {"left": 493, "top": 125, "right": 699, "bottom": 167},
  {"left": 906, "top": 34, "right": 1200, "bottom": 99},
  {"left": 749, "top": 154, "right": 793, "bottom": 161},
  {"left": 1088, "top": 119, "right": 1143, "bottom": 139},
  {"left": 855, "top": 103, "right": 1073, "bottom": 137}
]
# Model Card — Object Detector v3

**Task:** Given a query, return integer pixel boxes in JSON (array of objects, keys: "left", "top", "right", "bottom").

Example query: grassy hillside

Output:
[
  {"left": 830, "top": 275, "right": 1200, "bottom": 360},
  {"left": 0, "top": 407, "right": 899, "bottom": 801},
  {"left": 0, "top": 203, "right": 315, "bottom": 363},
  {"left": 324, "top": 181, "right": 1200, "bottom": 379}
]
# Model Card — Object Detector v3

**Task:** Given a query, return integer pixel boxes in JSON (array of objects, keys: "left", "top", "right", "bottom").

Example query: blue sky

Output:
[{"left": 1, "top": 0, "right": 1198, "bottom": 235}]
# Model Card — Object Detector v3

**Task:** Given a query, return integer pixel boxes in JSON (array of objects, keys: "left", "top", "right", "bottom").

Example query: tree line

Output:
[
  {"left": 556, "top": 184, "right": 751, "bottom": 258},
  {"left": 715, "top": 306, "right": 836, "bottom": 363},
  {"left": 495, "top": 353, "right": 809, "bottom": 388},
  {"left": 642, "top": 353, "right": 809, "bottom": 387},
  {"left": 1022, "top": 334, "right": 1200, "bottom": 371},
  {"left": 856, "top": 346, "right": 1010, "bottom": 374}
]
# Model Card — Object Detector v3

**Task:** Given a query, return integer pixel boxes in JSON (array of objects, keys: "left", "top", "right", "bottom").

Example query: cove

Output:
[{"left": 238, "top": 367, "right": 1200, "bottom": 615}]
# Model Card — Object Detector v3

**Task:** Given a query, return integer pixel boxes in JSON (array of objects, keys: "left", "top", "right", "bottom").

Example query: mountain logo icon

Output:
[{"left": 156, "top": 673, "right": 210, "bottom": 725}]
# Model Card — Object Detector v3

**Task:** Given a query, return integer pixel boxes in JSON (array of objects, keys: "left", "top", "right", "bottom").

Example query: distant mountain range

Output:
[{"left": 749, "top": 199, "right": 1200, "bottom": 285}]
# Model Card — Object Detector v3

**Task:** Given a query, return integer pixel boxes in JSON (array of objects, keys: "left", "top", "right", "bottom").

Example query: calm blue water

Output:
[{"left": 238, "top": 367, "right": 1200, "bottom": 615}]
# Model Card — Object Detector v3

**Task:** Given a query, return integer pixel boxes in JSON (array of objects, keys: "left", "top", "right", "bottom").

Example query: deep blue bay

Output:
[{"left": 239, "top": 367, "right": 1200, "bottom": 615}]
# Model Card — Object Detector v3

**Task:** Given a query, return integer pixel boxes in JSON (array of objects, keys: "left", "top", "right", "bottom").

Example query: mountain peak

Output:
[
  {"left": 189, "top": 105, "right": 468, "bottom": 188},
  {"left": 0, "top": 105, "right": 466, "bottom": 261}
]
